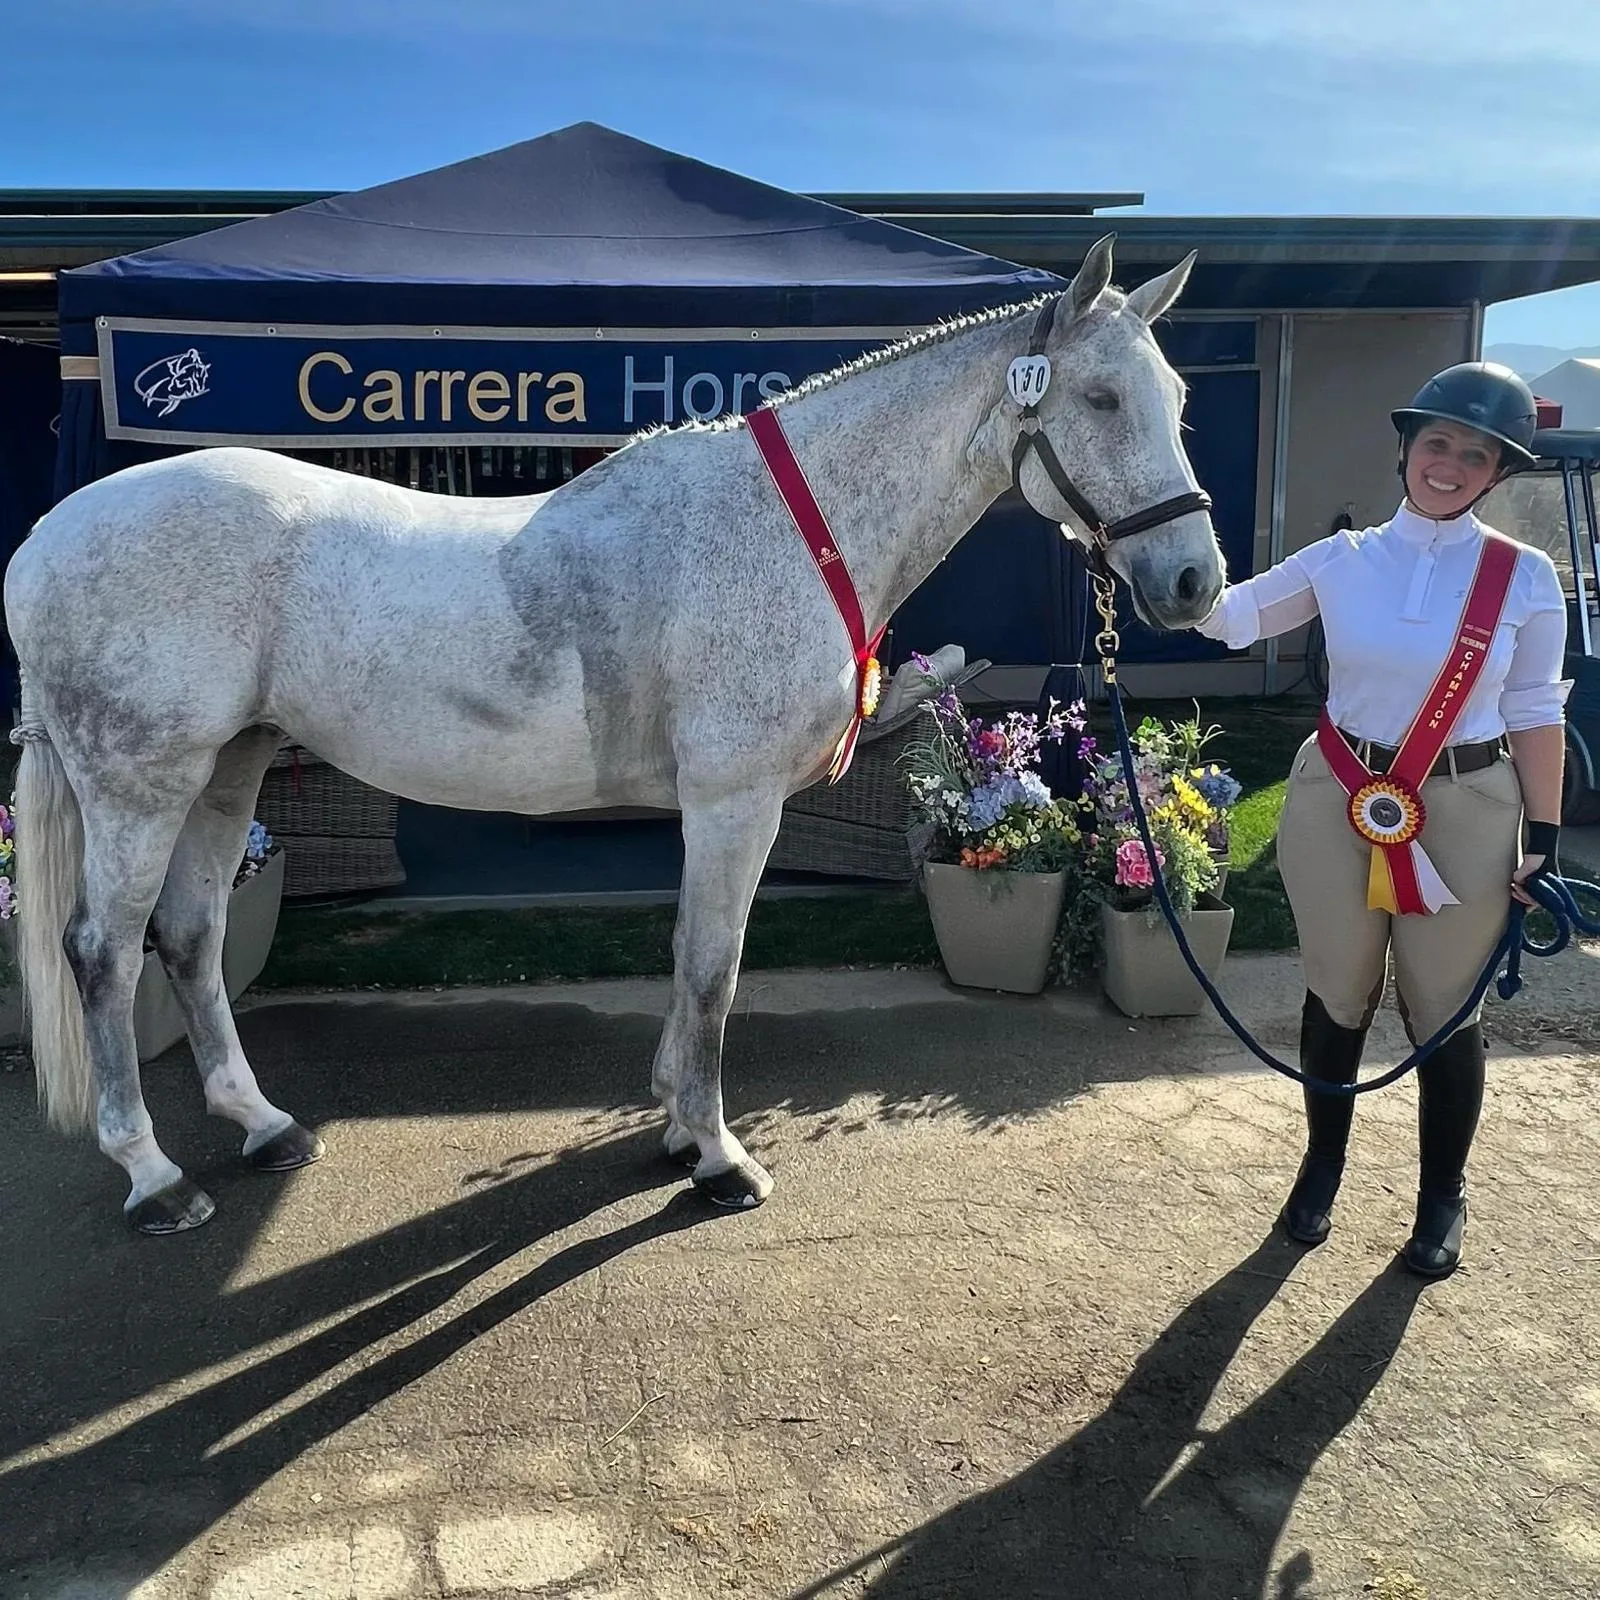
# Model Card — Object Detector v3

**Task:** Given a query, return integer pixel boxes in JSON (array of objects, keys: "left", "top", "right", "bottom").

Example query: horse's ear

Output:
[
  {"left": 1067, "top": 234, "right": 1116, "bottom": 318},
  {"left": 1124, "top": 251, "right": 1197, "bottom": 325}
]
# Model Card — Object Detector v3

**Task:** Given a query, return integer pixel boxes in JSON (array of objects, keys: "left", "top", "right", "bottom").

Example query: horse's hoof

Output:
[
  {"left": 127, "top": 1178, "right": 216, "bottom": 1236},
  {"left": 693, "top": 1159, "right": 774, "bottom": 1210},
  {"left": 247, "top": 1122, "right": 326, "bottom": 1171}
]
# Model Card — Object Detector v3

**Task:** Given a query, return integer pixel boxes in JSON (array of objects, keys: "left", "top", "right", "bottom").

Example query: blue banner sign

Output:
[
  {"left": 98, "top": 317, "right": 1258, "bottom": 448},
  {"left": 99, "top": 321, "right": 899, "bottom": 447}
]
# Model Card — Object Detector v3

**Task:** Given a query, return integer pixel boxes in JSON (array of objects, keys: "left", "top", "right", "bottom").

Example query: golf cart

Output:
[{"left": 1482, "top": 426, "right": 1600, "bottom": 822}]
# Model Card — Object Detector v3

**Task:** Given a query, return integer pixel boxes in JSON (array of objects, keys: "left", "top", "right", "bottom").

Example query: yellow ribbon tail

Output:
[
  {"left": 826, "top": 717, "right": 860, "bottom": 784},
  {"left": 1366, "top": 847, "right": 1400, "bottom": 913}
]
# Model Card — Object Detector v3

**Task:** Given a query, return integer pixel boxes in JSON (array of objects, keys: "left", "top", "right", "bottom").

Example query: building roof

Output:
[
  {"left": 1529, "top": 359, "right": 1600, "bottom": 429},
  {"left": 6, "top": 138, "right": 1600, "bottom": 334},
  {"left": 911, "top": 213, "right": 1600, "bottom": 309}
]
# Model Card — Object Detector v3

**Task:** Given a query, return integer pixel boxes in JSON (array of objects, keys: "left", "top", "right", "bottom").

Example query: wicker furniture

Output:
[
  {"left": 768, "top": 660, "right": 990, "bottom": 883},
  {"left": 255, "top": 746, "right": 407, "bottom": 900}
]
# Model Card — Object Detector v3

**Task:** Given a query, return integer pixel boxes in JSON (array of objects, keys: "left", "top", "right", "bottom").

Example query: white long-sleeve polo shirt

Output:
[{"left": 1194, "top": 502, "right": 1570, "bottom": 747}]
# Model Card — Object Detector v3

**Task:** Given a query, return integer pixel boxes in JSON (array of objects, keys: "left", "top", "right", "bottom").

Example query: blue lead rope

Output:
[{"left": 1105, "top": 680, "right": 1600, "bottom": 1097}]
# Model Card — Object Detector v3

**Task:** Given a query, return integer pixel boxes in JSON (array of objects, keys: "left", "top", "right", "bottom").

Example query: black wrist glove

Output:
[
  {"left": 1522, "top": 820, "right": 1560, "bottom": 893},
  {"left": 1525, "top": 819, "right": 1560, "bottom": 860}
]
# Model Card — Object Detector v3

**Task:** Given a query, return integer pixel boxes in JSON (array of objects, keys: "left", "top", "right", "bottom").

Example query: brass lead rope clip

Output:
[{"left": 1091, "top": 569, "right": 1121, "bottom": 684}]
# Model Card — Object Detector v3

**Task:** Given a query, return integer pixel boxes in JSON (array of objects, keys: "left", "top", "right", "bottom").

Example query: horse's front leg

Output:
[{"left": 653, "top": 787, "right": 783, "bottom": 1208}]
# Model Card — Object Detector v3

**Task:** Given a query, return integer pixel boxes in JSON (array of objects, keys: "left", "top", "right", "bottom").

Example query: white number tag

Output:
[{"left": 1007, "top": 355, "right": 1052, "bottom": 407}]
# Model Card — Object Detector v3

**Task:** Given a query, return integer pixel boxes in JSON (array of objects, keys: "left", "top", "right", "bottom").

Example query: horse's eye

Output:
[{"left": 1086, "top": 389, "right": 1120, "bottom": 413}]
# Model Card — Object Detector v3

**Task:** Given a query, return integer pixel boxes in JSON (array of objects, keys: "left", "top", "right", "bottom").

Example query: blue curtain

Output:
[
  {"left": 54, "top": 376, "right": 168, "bottom": 502},
  {"left": 0, "top": 340, "right": 62, "bottom": 717}
]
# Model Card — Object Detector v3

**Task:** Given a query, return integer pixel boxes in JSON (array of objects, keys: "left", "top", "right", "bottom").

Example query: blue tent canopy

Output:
[
  {"left": 60, "top": 121, "right": 1057, "bottom": 338},
  {"left": 56, "top": 123, "right": 1060, "bottom": 491}
]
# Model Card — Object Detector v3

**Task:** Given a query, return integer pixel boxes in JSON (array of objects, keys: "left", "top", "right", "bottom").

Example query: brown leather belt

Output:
[{"left": 1338, "top": 726, "right": 1506, "bottom": 779}]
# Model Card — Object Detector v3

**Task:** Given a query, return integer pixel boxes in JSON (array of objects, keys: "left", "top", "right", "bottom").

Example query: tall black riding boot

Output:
[
  {"left": 1279, "top": 993, "right": 1367, "bottom": 1245},
  {"left": 1403, "top": 1022, "right": 1486, "bottom": 1278}
]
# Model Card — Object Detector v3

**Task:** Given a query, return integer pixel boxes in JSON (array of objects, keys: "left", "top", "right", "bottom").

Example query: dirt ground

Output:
[{"left": 1, "top": 950, "right": 1597, "bottom": 1600}]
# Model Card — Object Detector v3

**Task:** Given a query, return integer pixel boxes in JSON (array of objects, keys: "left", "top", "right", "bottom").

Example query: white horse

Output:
[{"left": 6, "top": 236, "right": 1223, "bottom": 1234}]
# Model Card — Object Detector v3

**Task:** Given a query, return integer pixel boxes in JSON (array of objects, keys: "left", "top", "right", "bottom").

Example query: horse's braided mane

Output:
[{"left": 621, "top": 285, "right": 1126, "bottom": 449}]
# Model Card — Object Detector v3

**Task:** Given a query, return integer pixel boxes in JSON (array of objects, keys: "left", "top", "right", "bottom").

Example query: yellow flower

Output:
[
  {"left": 1169, "top": 776, "right": 1215, "bottom": 828},
  {"left": 860, "top": 657, "right": 883, "bottom": 718}
]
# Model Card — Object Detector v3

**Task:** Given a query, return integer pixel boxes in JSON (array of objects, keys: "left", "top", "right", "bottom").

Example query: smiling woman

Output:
[
  {"left": 1404, "top": 419, "right": 1503, "bottom": 517},
  {"left": 1191, "top": 360, "right": 1567, "bottom": 1281}
]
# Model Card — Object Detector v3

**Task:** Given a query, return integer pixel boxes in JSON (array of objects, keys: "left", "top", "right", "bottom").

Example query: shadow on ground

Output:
[
  {"left": 0, "top": 986, "right": 1311, "bottom": 1592},
  {"left": 796, "top": 1239, "right": 1427, "bottom": 1600},
  {"left": 0, "top": 1120, "right": 720, "bottom": 1585}
]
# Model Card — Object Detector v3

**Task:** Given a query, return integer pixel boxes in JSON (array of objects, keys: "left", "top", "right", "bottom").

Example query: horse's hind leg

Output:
[
  {"left": 652, "top": 786, "right": 782, "bottom": 1209},
  {"left": 67, "top": 753, "right": 220, "bottom": 1232},
  {"left": 148, "top": 728, "right": 323, "bottom": 1173}
]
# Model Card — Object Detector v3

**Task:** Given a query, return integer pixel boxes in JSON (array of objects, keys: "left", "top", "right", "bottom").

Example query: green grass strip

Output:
[{"left": 258, "top": 892, "right": 942, "bottom": 990}]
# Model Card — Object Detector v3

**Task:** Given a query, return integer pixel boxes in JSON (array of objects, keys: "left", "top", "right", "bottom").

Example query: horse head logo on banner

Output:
[{"left": 134, "top": 348, "right": 212, "bottom": 418}]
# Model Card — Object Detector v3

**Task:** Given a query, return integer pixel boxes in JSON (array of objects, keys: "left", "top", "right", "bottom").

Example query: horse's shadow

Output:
[
  {"left": 0, "top": 985, "right": 1306, "bottom": 1590},
  {"left": 4, "top": 985, "right": 1231, "bottom": 1450},
  {"left": 796, "top": 1238, "right": 1427, "bottom": 1600},
  {"left": 0, "top": 1118, "right": 720, "bottom": 1585}
]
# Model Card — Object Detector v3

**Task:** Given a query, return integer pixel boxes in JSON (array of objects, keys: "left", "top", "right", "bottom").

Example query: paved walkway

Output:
[{"left": 2, "top": 953, "right": 1597, "bottom": 1599}]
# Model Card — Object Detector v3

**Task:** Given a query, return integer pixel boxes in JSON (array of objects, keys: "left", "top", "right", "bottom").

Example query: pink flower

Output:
[{"left": 1114, "top": 838, "right": 1164, "bottom": 888}]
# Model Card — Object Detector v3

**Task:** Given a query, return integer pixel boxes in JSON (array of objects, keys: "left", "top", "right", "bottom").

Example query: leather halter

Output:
[{"left": 1010, "top": 294, "right": 1213, "bottom": 574}]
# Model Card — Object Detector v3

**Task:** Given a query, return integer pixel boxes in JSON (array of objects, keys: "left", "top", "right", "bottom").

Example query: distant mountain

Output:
[{"left": 1485, "top": 343, "right": 1600, "bottom": 381}]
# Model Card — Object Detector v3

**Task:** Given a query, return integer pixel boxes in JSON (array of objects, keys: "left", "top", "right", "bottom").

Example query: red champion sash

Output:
[
  {"left": 748, "top": 406, "right": 886, "bottom": 782},
  {"left": 1315, "top": 532, "right": 1519, "bottom": 915}
]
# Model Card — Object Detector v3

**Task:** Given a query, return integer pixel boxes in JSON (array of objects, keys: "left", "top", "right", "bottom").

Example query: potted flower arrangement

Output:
[
  {"left": 900, "top": 655, "right": 1085, "bottom": 994},
  {"left": 1160, "top": 707, "right": 1244, "bottom": 894},
  {"left": 1056, "top": 711, "right": 1243, "bottom": 1017},
  {"left": 0, "top": 808, "right": 286, "bottom": 1059}
]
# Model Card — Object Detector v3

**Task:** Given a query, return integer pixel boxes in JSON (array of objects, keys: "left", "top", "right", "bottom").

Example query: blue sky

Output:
[{"left": 7, "top": 0, "right": 1600, "bottom": 347}]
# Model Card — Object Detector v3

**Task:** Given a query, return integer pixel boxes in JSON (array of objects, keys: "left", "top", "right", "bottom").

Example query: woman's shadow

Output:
[{"left": 801, "top": 1234, "right": 1428, "bottom": 1600}]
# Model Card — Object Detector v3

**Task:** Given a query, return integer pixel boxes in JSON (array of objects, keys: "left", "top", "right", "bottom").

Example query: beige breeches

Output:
[{"left": 1277, "top": 736, "right": 1523, "bottom": 1041}]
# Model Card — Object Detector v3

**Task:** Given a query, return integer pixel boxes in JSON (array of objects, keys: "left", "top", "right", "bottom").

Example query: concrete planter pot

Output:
[
  {"left": 923, "top": 861, "right": 1066, "bottom": 995},
  {"left": 1100, "top": 891, "right": 1234, "bottom": 1019},
  {"left": 134, "top": 849, "right": 285, "bottom": 1061},
  {"left": 1209, "top": 847, "right": 1230, "bottom": 902},
  {"left": 0, "top": 849, "right": 286, "bottom": 1059}
]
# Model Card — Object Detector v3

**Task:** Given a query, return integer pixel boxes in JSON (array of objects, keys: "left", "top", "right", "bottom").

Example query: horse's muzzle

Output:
[{"left": 1124, "top": 527, "right": 1225, "bottom": 632}]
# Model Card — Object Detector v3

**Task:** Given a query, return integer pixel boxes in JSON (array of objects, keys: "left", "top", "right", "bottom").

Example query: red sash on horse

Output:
[
  {"left": 1316, "top": 533, "right": 1519, "bottom": 915},
  {"left": 748, "top": 407, "right": 886, "bottom": 782}
]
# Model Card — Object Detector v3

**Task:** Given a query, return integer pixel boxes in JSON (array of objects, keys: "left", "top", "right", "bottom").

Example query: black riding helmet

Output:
[{"left": 1391, "top": 361, "right": 1540, "bottom": 472}]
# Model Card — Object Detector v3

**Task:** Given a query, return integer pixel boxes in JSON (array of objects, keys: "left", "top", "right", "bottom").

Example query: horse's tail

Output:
[{"left": 14, "top": 731, "right": 93, "bottom": 1133}]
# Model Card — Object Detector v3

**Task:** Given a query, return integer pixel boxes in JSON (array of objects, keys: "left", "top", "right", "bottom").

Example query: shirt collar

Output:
[{"left": 1389, "top": 501, "right": 1480, "bottom": 546}]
